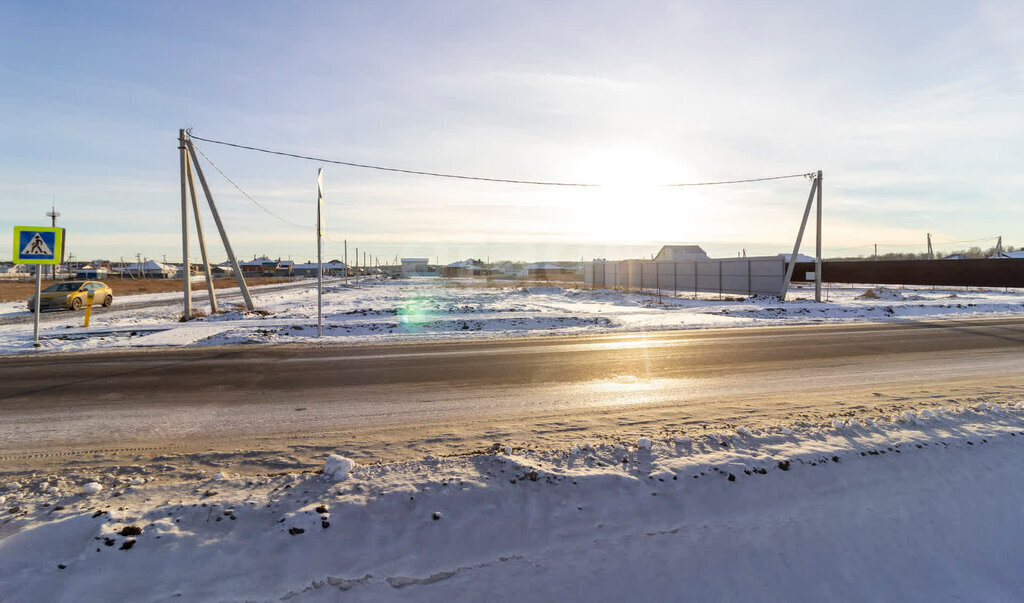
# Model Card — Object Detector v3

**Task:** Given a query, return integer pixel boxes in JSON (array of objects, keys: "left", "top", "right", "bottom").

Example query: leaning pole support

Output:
[
  {"left": 185, "top": 153, "right": 218, "bottom": 313},
  {"left": 184, "top": 132, "right": 254, "bottom": 311},
  {"left": 779, "top": 172, "right": 821, "bottom": 300}
]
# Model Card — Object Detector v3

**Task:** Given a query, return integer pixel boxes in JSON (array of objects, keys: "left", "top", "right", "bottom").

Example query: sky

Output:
[{"left": 1, "top": 0, "right": 1023, "bottom": 265}]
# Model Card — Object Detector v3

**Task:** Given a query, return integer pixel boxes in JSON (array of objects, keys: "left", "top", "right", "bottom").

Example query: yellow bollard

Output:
[{"left": 83, "top": 291, "right": 95, "bottom": 327}]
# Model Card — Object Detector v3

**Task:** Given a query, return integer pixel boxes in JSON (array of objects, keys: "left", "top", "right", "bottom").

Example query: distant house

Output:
[
  {"left": 240, "top": 256, "right": 292, "bottom": 277},
  {"left": 525, "top": 262, "right": 582, "bottom": 281},
  {"left": 75, "top": 264, "right": 110, "bottom": 279},
  {"left": 489, "top": 261, "right": 524, "bottom": 279},
  {"left": 276, "top": 260, "right": 294, "bottom": 277},
  {"left": 441, "top": 259, "right": 490, "bottom": 278},
  {"left": 943, "top": 254, "right": 970, "bottom": 260},
  {"left": 401, "top": 258, "right": 432, "bottom": 276},
  {"left": 654, "top": 245, "right": 709, "bottom": 262},
  {"left": 779, "top": 253, "right": 817, "bottom": 263},
  {"left": 993, "top": 251, "right": 1024, "bottom": 259},
  {"left": 292, "top": 260, "right": 349, "bottom": 277},
  {"left": 122, "top": 260, "right": 176, "bottom": 278}
]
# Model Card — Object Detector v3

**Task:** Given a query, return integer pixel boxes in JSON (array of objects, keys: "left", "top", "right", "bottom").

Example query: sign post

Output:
[
  {"left": 316, "top": 168, "right": 324, "bottom": 338},
  {"left": 12, "top": 226, "right": 65, "bottom": 346}
]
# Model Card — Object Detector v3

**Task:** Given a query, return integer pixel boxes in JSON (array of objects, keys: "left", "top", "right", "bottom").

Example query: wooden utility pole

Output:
[{"left": 179, "top": 129, "right": 192, "bottom": 318}]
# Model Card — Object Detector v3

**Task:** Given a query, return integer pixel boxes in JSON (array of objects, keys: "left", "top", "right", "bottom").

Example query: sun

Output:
[{"left": 567, "top": 147, "right": 703, "bottom": 245}]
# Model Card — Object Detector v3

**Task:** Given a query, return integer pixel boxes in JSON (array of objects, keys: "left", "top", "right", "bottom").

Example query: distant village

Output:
[
  {"left": 4, "top": 242, "right": 1020, "bottom": 282},
  {"left": 0, "top": 254, "right": 585, "bottom": 281}
]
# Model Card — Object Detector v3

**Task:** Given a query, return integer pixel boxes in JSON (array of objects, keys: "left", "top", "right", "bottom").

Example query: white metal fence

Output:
[{"left": 584, "top": 258, "right": 787, "bottom": 297}]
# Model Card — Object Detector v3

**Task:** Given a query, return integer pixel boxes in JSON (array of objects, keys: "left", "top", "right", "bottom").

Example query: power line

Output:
[
  {"left": 190, "top": 141, "right": 310, "bottom": 230},
  {"left": 825, "top": 235, "right": 1001, "bottom": 254},
  {"left": 666, "top": 173, "right": 815, "bottom": 186},
  {"left": 188, "top": 132, "right": 814, "bottom": 188}
]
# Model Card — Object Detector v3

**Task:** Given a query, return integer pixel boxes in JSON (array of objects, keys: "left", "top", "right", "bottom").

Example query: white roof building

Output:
[{"left": 654, "top": 245, "right": 709, "bottom": 262}]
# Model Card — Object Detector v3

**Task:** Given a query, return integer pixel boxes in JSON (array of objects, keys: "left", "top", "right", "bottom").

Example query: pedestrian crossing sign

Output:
[{"left": 13, "top": 226, "right": 64, "bottom": 265}]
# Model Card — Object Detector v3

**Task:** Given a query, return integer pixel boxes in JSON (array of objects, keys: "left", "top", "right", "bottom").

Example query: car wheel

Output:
[
  {"left": 103, "top": 295, "right": 113, "bottom": 307},
  {"left": 71, "top": 297, "right": 83, "bottom": 310}
]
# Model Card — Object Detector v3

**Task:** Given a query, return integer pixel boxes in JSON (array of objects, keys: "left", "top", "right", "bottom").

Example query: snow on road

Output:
[
  {"left": 3, "top": 277, "right": 1024, "bottom": 354},
  {"left": 2, "top": 404, "right": 1023, "bottom": 600}
]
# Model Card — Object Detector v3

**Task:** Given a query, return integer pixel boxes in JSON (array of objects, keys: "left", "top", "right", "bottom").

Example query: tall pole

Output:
[
  {"left": 185, "top": 135, "right": 254, "bottom": 310},
  {"left": 355, "top": 247, "right": 359, "bottom": 285},
  {"left": 779, "top": 176, "right": 819, "bottom": 299},
  {"left": 815, "top": 170, "right": 822, "bottom": 302},
  {"left": 32, "top": 266, "right": 41, "bottom": 345},
  {"left": 46, "top": 205, "right": 60, "bottom": 280},
  {"left": 186, "top": 153, "right": 217, "bottom": 313},
  {"left": 179, "top": 129, "right": 192, "bottom": 319},
  {"left": 344, "top": 239, "right": 348, "bottom": 285},
  {"left": 316, "top": 168, "right": 324, "bottom": 338}
]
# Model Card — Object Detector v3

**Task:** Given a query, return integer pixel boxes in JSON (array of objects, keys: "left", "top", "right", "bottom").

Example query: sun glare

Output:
[{"left": 569, "top": 147, "right": 707, "bottom": 245}]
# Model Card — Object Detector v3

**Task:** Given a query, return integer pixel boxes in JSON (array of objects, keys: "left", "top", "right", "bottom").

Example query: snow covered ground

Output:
[
  {"left": 2, "top": 277, "right": 1024, "bottom": 354},
  {"left": 3, "top": 404, "right": 1023, "bottom": 601}
]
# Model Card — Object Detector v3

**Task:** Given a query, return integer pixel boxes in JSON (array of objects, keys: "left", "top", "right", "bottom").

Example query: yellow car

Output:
[{"left": 28, "top": 281, "right": 114, "bottom": 312}]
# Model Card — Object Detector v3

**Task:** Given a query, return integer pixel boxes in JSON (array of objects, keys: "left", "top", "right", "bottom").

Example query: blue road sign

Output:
[{"left": 13, "top": 226, "right": 63, "bottom": 264}]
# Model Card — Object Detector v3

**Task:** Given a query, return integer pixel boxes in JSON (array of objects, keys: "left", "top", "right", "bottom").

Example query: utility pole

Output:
[
  {"left": 184, "top": 132, "right": 253, "bottom": 310},
  {"left": 46, "top": 205, "right": 61, "bottom": 279},
  {"left": 927, "top": 233, "right": 934, "bottom": 260},
  {"left": 995, "top": 236, "right": 1003, "bottom": 257},
  {"left": 874, "top": 244, "right": 878, "bottom": 261},
  {"left": 178, "top": 129, "right": 192, "bottom": 318},
  {"left": 344, "top": 239, "right": 348, "bottom": 285},
  {"left": 814, "top": 169, "right": 822, "bottom": 303}
]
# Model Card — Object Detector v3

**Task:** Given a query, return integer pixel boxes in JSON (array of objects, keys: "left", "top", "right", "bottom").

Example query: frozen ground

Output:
[
  {"left": 2, "top": 277, "right": 1024, "bottom": 354},
  {"left": 2, "top": 404, "right": 1023, "bottom": 601}
]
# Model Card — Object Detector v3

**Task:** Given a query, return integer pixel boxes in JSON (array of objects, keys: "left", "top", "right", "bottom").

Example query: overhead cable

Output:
[
  {"left": 188, "top": 132, "right": 814, "bottom": 188},
  {"left": 190, "top": 141, "right": 310, "bottom": 230}
]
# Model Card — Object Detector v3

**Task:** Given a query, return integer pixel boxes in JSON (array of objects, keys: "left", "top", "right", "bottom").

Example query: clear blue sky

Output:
[{"left": 2, "top": 0, "right": 1022, "bottom": 264}]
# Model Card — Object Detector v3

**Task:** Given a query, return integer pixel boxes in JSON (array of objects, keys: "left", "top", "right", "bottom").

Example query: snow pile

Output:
[
  {"left": 2, "top": 405, "right": 1023, "bottom": 601},
  {"left": 323, "top": 454, "right": 355, "bottom": 481},
  {"left": 80, "top": 482, "right": 102, "bottom": 495},
  {"left": 857, "top": 286, "right": 904, "bottom": 300}
]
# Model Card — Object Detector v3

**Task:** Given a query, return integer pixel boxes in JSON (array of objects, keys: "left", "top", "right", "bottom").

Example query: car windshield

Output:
[{"left": 43, "top": 282, "right": 83, "bottom": 292}]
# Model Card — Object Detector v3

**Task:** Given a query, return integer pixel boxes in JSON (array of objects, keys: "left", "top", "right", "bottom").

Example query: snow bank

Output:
[{"left": 2, "top": 405, "right": 1024, "bottom": 601}]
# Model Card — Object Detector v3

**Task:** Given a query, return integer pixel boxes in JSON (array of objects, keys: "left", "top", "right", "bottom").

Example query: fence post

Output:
[
  {"left": 694, "top": 261, "right": 698, "bottom": 299},
  {"left": 747, "top": 259, "right": 752, "bottom": 296},
  {"left": 718, "top": 261, "right": 723, "bottom": 299}
]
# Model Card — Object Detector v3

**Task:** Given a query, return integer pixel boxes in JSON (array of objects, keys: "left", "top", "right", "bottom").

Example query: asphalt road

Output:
[{"left": 3, "top": 316, "right": 1024, "bottom": 469}]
